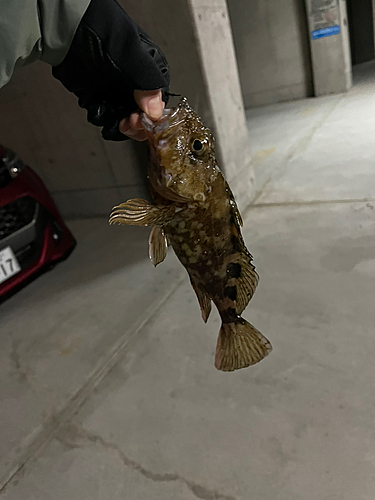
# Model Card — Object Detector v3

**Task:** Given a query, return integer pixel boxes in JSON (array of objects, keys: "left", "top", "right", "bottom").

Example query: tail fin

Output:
[{"left": 215, "top": 318, "right": 272, "bottom": 372}]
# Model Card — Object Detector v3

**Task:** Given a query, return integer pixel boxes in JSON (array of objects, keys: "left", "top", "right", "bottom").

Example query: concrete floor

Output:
[{"left": 1, "top": 62, "right": 375, "bottom": 499}]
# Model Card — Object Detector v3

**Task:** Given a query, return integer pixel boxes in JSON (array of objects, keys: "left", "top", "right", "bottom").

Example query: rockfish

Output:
[{"left": 109, "top": 98, "right": 272, "bottom": 371}]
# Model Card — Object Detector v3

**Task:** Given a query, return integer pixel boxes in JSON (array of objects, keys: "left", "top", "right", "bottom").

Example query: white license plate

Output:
[{"left": 0, "top": 246, "right": 21, "bottom": 285}]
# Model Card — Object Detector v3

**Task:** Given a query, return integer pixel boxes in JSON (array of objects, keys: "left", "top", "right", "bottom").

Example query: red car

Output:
[{"left": 0, "top": 145, "right": 76, "bottom": 302}]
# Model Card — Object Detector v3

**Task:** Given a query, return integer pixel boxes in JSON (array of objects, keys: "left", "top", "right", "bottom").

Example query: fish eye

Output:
[
  {"left": 193, "top": 139, "right": 203, "bottom": 151},
  {"left": 191, "top": 138, "right": 207, "bottom": 156}
]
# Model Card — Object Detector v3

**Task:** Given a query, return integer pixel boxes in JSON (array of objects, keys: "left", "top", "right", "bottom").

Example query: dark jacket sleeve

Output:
[{"left": 52, "top": 0, "right": 170, "bottom": 141}]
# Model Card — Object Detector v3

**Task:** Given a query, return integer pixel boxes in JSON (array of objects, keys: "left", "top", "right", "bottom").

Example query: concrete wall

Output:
[
  {"left": 0, "top": 0, "right": 254, "bottom": 218},
  {"left": 227, "top": 0, "right": 313, "bottom": 108},
  {"left": 0, "top": 61, "right": 149, "bottom": 219}
]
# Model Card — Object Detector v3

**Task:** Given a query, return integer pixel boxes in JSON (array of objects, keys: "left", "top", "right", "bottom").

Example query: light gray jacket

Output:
[{"left": 0, "top": 0, "right": 90, "bottom": 88}]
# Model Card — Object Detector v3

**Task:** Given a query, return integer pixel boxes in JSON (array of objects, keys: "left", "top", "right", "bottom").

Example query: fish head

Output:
[{"left": 141, "top": 98, "right": 219, "bottom": 203}]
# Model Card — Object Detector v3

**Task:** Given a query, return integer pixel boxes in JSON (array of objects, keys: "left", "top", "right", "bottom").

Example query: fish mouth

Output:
[
  {"left": 140, "top": 97, "right": 189, "bottom": 145},
  {"left": 141, "top": 98, "right": 194, "bottom": 203}
]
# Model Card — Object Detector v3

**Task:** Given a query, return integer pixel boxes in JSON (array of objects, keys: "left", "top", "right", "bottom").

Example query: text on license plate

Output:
[{"left": 0, "top": 246, "right": 21, "bottom": 285}]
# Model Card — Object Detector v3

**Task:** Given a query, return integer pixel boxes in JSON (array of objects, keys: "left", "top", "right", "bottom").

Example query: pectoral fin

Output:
[
  {"left": 190, "top": 278, "right": 212, "bottom": 323},
  {"left": 109, "top": 199, "right": 175, "bottom": 227},
  {"left": 149, "top": 225, "right": 168, "bottom": 267}
]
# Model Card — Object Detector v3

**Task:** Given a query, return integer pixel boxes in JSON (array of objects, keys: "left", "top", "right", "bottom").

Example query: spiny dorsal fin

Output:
[
  {"left": 226, "top": 182, "right": 243, "bottom": 227},
  {"left": 231, "top": 200, "right": 243, "bottom": 227},
  {"left": 109, "top": 199, "right": 175, "bottom": 227}
]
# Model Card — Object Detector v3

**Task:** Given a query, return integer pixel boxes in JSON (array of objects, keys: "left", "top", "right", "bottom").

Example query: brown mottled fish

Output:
[{"left": 109, "top": 98, "right": 272, "bottom": 371}]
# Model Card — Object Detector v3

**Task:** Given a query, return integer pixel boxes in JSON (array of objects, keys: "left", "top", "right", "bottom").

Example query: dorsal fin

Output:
[{"left": 226, "top": 182, "right": 243, "bottom": 227}]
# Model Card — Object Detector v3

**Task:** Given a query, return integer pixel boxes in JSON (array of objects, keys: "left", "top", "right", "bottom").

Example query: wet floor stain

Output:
[
  {"left": 320, "top": 236, "right": 375, "bottom": 273},
  {"left": 252, "top": 147, "right": 276, "bottom": 167}
]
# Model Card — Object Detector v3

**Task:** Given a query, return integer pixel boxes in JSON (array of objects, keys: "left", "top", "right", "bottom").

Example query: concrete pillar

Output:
[
  {"left": 187, "top": 0, "right": 254, "bottom": 208},
  {"left": 121, "top": 0, "right": 254, "bottom": 210},
  {"left": 305, "top": 0, "right": 352, "bottom": 96}
]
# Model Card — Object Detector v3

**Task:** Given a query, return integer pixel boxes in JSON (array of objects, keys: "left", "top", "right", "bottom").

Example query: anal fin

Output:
[
  {"left": 109, "top": 199, "right": 175, "bottom": 227},
  {"left": 190, "top": 278, "right": 212, "bottom": 323},
  {"left": 149, "top": 226, "right": 168, "bottom": 267}
]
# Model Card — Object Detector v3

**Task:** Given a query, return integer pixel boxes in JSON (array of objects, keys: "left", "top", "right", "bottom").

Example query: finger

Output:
[
  {"left": 123, "top": 129, "right": 148, "bottom": 141},
  {"left": 134, "top": 89, "right": 164, "bottom": 121},
  {"left": 119, "top": 119, "right": 147, "bottom": 141},
  {"left": 129, "top": 111, "right": 144, "bottom": 130},
  {"left": 119, "top": 113, "right": 143, "bottom": 134}
]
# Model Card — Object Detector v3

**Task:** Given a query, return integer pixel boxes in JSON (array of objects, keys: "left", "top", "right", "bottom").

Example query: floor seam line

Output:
[{"left": 243, "top": 198, "right": 375, "bottom": 212}]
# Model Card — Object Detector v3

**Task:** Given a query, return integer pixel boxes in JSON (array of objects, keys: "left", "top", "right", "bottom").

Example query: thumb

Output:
[{"left": 134, "top": 89, "right": 164, "bottom": 121}]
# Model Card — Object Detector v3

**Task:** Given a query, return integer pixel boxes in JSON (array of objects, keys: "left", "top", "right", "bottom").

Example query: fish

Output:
[{"left": 109, "top": 98, "right": 272, "bottom": 371}]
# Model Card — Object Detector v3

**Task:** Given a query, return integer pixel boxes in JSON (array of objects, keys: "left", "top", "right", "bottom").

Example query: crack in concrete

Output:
[
  {"left": 9, "top": 340, "right": 42, "bottom": 392},
  {"left": 9, "top": 340, "right": 57, "bottom": 412},
  {"left": 57, "top": 423, "right": 237, "bottom": 500},
  {"left": 87, "top": 433, "right": 237, "bottom": 500},
  {"left": 10, "top": 340, "right": 28, "bottom": 383},
  {"left": 0, "top": 278, "right": 186, "bottom": 492}
]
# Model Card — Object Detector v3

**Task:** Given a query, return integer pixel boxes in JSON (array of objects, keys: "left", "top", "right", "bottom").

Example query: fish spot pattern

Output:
[
  {"left": 224, "top": 285, "right": 237, "bottom": 301},
  {"left": 221, "top": 307, "right": 238, "bottom": 323},
  {"left": 227, "top": 262, "right": 242, "bottom": 278}
]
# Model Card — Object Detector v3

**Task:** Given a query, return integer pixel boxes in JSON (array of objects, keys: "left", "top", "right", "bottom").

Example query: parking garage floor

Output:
[{"left": 1, "top": 61, "right": 375, "bottom": 500}]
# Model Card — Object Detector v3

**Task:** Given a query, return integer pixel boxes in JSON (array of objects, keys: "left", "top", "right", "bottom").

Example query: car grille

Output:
[{"left": 0, "top": 197, "right": 37, "bottom": 240}]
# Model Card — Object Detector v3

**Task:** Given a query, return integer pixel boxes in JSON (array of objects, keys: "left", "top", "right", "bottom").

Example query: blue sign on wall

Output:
[{"left": 312, "top": 25, "right": 341, "bottom": 39}]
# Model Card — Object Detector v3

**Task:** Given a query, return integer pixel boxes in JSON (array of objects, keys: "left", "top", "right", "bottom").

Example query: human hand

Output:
[
  {"left": 119, "top": 89, "right": 165, "bottom": 142},
  {"left": 52, "top": 0, "right": 169, "bottom": 142}
]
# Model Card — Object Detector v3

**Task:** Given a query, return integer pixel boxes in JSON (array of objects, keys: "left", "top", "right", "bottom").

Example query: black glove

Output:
[{"left": 52, "top": 0, "right": 170, "bottom": 141}]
